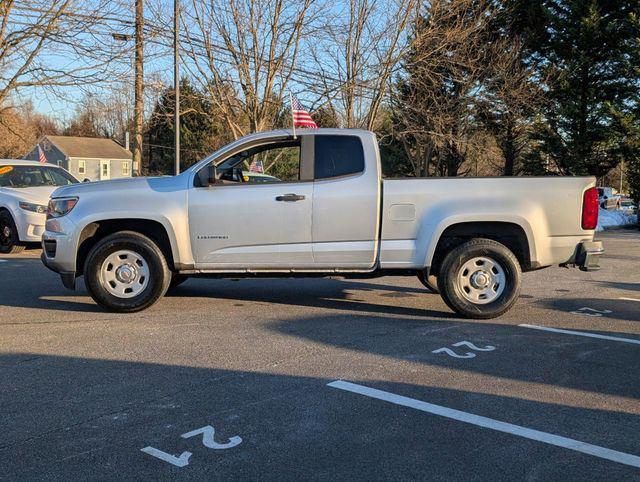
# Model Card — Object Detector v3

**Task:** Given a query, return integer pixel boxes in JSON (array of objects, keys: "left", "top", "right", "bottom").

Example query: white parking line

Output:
[
  {"left": 519, "top": 324, "right": 640, "bottom": 345},
  {"left": 328, "top": 380, "right": 640, "bottom": 469},
  {"left": 619, "top": 297, "right": 640, "bottom": 303}
]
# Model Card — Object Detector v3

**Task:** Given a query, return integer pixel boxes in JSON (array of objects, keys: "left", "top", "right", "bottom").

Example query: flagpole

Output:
[{"left": 289, "top": 91, "right": 296, "bottom": 139}]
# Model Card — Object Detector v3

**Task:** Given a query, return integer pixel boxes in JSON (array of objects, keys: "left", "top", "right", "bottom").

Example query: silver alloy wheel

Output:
[
  {"left": 456, "top": 256, "right": 506, "bottom": 305},
  {"left": 99, "top": 249, "right": 150, "bottom": 298}
]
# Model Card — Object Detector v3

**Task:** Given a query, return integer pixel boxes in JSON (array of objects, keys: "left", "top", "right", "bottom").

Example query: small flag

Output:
[
  {"left": 291, "top": 96, "right": 318, "bottom": 129},
  {"left": 249, "top": 159, "right": 264, "bottom": 173},
  {"left": 37, "top": 145, "right": 47, "bottom": 164}
]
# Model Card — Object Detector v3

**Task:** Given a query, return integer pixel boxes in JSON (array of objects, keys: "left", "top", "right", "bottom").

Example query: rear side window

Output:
[{"left": 314, "top": 135, "right": 365, "bottom": 180}]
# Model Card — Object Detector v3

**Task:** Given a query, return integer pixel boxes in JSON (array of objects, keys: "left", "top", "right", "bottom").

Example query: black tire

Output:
[
  {"left": 0, "top": 211, "right": 25, "bottom": 254},
  {"left": 437, "top": 238, "right": 521, "bottom": 319},
  {"left": 417, "top": 270, "right": 439, "bottom": 293},
  {"left": 83, "top": 231, "right": 171, "bottom": 313},
  {"left": 168, "top": 274, "right": 189, "bottom": 291}
]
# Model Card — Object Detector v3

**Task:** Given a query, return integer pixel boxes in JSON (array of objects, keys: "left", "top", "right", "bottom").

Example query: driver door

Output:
[{"left": 188, "top": 137, "right": 314, "bottom": 270}]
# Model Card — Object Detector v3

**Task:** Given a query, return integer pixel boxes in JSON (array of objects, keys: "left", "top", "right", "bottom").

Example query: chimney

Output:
[{"left": 125, "top": 131, "right": 130, "bottom": 151}]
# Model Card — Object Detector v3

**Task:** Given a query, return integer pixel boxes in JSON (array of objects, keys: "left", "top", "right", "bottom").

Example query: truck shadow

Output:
[
  {"left": 268, "top": 312, "right": 640, "bottom": 402},
  {"left": 166, "top": 277, "right": 453, "bottom": 319},
  {"left": 0, "top": 262, "right": 450, "bottom": 318}
]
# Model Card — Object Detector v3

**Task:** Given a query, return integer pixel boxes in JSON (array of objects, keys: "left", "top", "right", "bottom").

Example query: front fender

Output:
[{"left": 73, "top": 212, "right": 190, "bottom": 268}]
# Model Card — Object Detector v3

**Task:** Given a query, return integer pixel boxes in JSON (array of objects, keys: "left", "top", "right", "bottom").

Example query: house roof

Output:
[{"left": 45, "top": 136, "right": 132, "bottom": 159}]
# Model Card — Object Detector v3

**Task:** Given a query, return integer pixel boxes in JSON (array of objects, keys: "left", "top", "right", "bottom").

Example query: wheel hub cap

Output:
[
  {"left": 115, "top": 264, "right": 137, "bottom": 283},
  {"left": 456, "top": 256, "right": 506, "bottom": 305},
  {"left": 2, "top": 226, "right": 10, "bottom": 238},
  {"left": 99, "top": 250, "right": 150, "bottom": 298},
  {"left": 470, "top": 271, "right": 490, "bottom": 289}
]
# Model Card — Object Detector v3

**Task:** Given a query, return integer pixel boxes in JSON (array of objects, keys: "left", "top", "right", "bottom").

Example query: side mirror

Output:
[
  {"left": 207, "top": 163, "right": 217, "bottom": 185},
  {"left": 83, "top": 178, "right": 91, "bottom": 183}
]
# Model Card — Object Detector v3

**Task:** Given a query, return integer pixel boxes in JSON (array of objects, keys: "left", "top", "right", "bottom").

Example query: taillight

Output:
[{"left": 582, "top": 187, "right": 599, "bottom": 230}]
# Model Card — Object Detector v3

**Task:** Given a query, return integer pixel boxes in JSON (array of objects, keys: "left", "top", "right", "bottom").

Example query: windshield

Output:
[{"left": 0, "top": 165, "right": 78, "bottom": 188}]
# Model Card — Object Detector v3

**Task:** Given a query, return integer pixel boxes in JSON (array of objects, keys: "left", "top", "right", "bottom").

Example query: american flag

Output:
[
  {"left": 249, "top": 159, "right": 264, "bottom": 173},
  {"left": 37, "top": 145, "right": 47, "bottom": 164},
  {"left": 291, "top": 96, "right": 318, "bottom": 129}
]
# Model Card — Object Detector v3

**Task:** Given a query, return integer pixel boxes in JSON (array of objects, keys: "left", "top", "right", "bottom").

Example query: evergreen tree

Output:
[
  {"left": 146, "top": 79, "right": 229, "bottom": 175},
  {"left": 510, "top": 0, "right": 640, "bottom": 177}
]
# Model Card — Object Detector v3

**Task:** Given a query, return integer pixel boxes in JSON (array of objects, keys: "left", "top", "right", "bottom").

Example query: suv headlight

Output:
[
  {"left": 19, "top": 202, "right": 48, "bottom": 214},
  {"left": 47, "top": 197, "right": 78, "bottom": 219}
]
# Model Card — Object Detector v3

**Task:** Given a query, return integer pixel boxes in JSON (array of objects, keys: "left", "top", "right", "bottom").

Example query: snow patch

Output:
[{"left": 597, "top": 208, "right": 637, "bottom": 231}]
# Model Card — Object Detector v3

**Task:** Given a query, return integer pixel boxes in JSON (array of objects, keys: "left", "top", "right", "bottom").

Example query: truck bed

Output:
[{"left": 379, "top": 176, "right": 596, "bottom": 270}]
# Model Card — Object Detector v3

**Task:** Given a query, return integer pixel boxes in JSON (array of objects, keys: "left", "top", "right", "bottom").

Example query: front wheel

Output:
[
  {"left": 84, "top": 231, "right": 171, "bottom": 312},
  {"left": 437, "top": 239, "right": 521, "bottom": 319},
  {"left": 0, "top": 211, "right": 25, "bottom": 254}
]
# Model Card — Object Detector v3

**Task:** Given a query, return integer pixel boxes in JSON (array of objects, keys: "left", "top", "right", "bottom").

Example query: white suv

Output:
[{"left": 0, "top": 160, "right": 79, "bottom": 253}]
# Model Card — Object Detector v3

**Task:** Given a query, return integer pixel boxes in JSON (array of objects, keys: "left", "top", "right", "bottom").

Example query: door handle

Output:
[{"left": 275, "top": 193, "right": 305, "bottom": 202}]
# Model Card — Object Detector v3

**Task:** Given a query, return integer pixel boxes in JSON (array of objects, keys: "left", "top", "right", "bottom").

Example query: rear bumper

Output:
[{"left": 575, "top": 241, "right": 604, "bottom": 271}]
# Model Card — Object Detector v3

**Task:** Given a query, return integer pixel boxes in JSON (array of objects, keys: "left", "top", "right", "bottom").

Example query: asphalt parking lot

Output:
[{"left": 1, "top": 229, "right": 639, "bottom": 480}]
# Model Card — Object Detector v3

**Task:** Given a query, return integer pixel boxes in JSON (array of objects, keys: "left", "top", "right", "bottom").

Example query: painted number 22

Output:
[
  {"left": 141, "top": 425, "right": 242, "bottom": 468},
  {"left": 570, "top": 307, "right": 612, "bottom": 317}
]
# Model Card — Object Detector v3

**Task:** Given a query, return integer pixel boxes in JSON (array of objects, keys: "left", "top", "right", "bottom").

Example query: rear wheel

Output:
[
  {"left": 84, "top": 231, "right": 171, "bottom": 312},
  {"left": 437, "top": 238, "right": 521, "bottom": 319},
  {"left": 0, "top": 211, "right": 25, "bottom": 254}
]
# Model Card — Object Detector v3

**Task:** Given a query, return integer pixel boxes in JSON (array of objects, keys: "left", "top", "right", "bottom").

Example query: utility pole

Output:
[
  {"left": 174, "top": 0, "right": 180, "bottom": 175},
  {"left": 134, "top": 0, "right": 144, "bottom": 176}
]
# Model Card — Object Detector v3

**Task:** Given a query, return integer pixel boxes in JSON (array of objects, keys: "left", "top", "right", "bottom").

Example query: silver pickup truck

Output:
[{"left": 41, "top": 129, "right": 603, "bottom": 318}]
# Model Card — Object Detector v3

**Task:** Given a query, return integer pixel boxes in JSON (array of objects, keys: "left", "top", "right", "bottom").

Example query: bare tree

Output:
[
  {"left": 0, "top": 102, "right": 59, "bottom": 157},
  {"left": 313, "top": 0, "right": 418, "bottom": 129},
  {"left": 181, "top": 0, "right": 317, "bottom": 138},
  {"left": 0, "top": 0, "right": 128, "bottom": 113},
  {"left": 391, "top": 0, "right": 495, "bottom": 177}
]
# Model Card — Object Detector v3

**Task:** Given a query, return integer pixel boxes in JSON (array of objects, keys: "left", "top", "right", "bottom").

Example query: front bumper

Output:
[
  {"left": 575, "top": 241, "right": 604, "bottom": 271},
  {"left": 41, "top": 252, "right": 76, "bottom": 289},
  {"left": 14, "top": 210, "right": 46, "bottom": 242},
  {"left": 41, "top": 216, "right": 79, "bottom": 290}
]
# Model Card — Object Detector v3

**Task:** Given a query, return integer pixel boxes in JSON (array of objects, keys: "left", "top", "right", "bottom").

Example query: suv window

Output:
[
  {"left": 0, "top": 165, "right": 78, "bottom": 188},
  {"left": 314, "top": 135, "right": 364, "bottom": 180}
]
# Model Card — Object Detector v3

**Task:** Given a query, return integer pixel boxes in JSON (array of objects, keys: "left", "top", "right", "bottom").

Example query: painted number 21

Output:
[{"left": 141, "top": 425, "right": 242, "bottom": 468}]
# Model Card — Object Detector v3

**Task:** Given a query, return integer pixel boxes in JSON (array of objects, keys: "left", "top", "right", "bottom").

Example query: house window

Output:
[
  {"left": 78, "top": 160, "right": 86, "bottom": 174},
  {"left": 122, "top": 161, "right": 130, "bottom": 176}
]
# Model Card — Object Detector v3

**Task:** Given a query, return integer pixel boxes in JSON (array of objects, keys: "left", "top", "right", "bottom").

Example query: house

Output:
[{"left": 23, "top": 136, "right": 133, "bottom": 181}]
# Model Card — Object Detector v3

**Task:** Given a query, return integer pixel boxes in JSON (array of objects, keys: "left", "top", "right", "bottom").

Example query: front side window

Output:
[
  {"left": 0, "top": 165, "right": 78, "bottom": 188},
  {"left": 314, "top": 135, "right": 365, "bottom": 180},
  {"left": 215, "top": 141, "right": 301, "bottom": 184}
]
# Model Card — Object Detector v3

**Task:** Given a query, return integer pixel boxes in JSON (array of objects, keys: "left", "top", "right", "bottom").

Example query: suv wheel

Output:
[
  {"left": 437, "top": 238, "right": 521, "bottom": 319},
  {"left": 84, "top": 231, "right": 171, "bottom": 312},
  {"left": 0, "top": 211, "right": 25, "bottom": 254}
]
